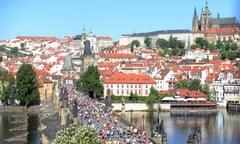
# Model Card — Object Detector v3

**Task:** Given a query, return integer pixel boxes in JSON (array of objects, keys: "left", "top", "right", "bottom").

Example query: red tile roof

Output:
[
  {"left": 169, "top": 89, "right": 208, "bottom": 101},
  {"left": 205, "top": 27, "right": 240, "bottom": 35},
  {"left": 104, "top": 53, "right": 135, "bottom": 58},
  {"left": 104, "top": 71, "right": 156, "bottom": 84},
  {"left": 97, "top": 36, "right": 112, "bottom": 41}
]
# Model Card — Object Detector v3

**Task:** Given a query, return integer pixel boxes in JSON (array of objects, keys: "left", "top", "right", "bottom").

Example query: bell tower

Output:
[{"left": 200, "top": 0, "right": 212, "bottom": 31}]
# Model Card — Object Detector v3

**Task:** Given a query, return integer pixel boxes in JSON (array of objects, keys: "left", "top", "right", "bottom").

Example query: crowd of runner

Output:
[{"left": 63, "top": 84, "right": 154, "bottom": 144}]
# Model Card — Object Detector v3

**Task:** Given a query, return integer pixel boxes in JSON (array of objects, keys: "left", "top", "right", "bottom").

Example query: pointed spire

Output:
[{"left": 194, "top": 6, "right": 197, "bottom": 17}]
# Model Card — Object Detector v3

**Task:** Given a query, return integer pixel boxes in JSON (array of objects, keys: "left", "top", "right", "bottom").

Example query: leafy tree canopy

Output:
[
  {"left": 53, "top": 126, "right": 101, "bottom": 144},
  {"left": 16, "top": 63, "right": 39, "bottom": 106},
  {"left": 147, "top": 87, "right": 160, "bottom": 104},
  {"left": 144, "top": 37, "right": 152, "bottom": 49},
  {"left": 195, "top": 37, "right": 208, "bottom": 49},
  {"left": 0, "top": 70, "right": 15, "bottom": 103},
  {"left": 156, "top": 38, "right": 168, "bottom": 49},
  {"left": 131, "top": 40, "right": 140, "bottom": 52},
  {"left": 76, "top": 65, "right": 103, "bottom": 99}
]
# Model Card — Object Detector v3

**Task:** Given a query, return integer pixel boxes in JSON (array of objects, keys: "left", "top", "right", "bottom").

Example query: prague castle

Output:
[{"left": 192, "top": 0, "right": 239, "bottom": 32}]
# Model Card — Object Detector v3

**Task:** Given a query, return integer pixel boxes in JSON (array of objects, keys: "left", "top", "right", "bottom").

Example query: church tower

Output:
[
  {"left": 200, "top": 0, "right": 212, "bottom": 31},
  {"left": 192, "top": 6, "right": 199, "bottom": 32}
]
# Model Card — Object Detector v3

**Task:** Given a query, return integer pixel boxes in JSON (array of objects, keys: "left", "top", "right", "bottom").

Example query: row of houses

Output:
[{"left": 0, "top": 33, "right": 239, "bottom": 105}]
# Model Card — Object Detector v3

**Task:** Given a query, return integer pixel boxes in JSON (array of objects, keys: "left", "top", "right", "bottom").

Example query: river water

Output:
[
  {"left": 121, "top": 109, "right": 240, "bottom": 144},
  {"left": 0, "top": 112, "right": 40, "bottom": 144},
  {"left": 0, "top": 109, "right": 239, "bottom": 144}
]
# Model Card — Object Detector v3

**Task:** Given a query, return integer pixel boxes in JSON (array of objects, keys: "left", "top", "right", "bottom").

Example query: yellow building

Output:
[{"left": 38, "top": 76, "right": 53, "bottom": 101}]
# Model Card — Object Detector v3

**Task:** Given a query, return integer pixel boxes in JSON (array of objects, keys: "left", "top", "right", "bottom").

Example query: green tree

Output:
[
  {"left": 76, "top": 65, "right": 103, "bottom": 99},
  {"left": 156, "top": 38, "right": 168, "bottom": 49},
  {"left": 16, "top": 63, "right": 39, "bottom": 106},
  {"left": 189, "top": 79, "right": 201, "bottom": 91},
  {"left": 130, "top": 40, "right": 140, "bottom": 52},
  {"left": 175, "top": 79, "right": 189, "bottom": 89},
  {"left": 208, "top": 43, "right": 215, "bottom": 52},
  {"left": 195, "top": 37, "right": 208, "bottom": 49},
  {"left": 0, "top": 71, "right": 15, "bottom": 103},
  {"left": 168, "top": 35, "right": 178, "bottom": 48},
  {"left": 191, "top": 43, "right": 200, "bottom": 49},
  {"left": 144, "top": 37, "right": 152, "bottom": 49},
  {"left": 216, "top": 40, "right": 225, "bottom": 49},
  {"left": 147, "top": 87, "right": 160, "bottom": 104},
  {"left": 177, "top": 40, "right": 185, "bottom": 49},
  {"left": 231, "top": 43, "right": 238, "bottom": 51},
  {"left": 201, "top": 83, "right": 211, "bottom": 98},
  {"left": 129, "top": 92, "right": 138, "bottom": 102},
  {"left": 53, "top": 125, "right": 101, "bottom": 144}
]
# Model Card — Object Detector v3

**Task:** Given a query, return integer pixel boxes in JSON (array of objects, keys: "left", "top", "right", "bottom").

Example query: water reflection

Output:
[
  {"left": 0, "top": 113, "right": 11, "bottom": 140},
  {"left": 0, "top": 112, "right": 40, "bottom": 144},
  {"left": 120, "top": 109, "right": 240, "bottom": 144}
]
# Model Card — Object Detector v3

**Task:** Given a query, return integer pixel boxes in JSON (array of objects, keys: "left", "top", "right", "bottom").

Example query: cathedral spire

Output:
[
  {"left": 193, "top": 6, "right": 197, "bottom": 18},
  {"left": 192, "top": 6, "right": 199, "bottom": 32}
]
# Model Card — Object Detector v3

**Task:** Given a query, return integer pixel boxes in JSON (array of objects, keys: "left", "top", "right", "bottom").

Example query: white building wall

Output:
[{"left": 103, "top": 83, "right": 156, "bottom": 97}]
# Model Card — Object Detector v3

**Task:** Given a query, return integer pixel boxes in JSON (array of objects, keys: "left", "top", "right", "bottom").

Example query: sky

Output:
[{"left": 0, "top": 0, "right": 239, "bottom": 41}]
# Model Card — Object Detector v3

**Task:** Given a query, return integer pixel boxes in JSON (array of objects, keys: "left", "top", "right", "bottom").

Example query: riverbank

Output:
[{"left": 0, "top": 105, "right": 40, "bottom": 113}]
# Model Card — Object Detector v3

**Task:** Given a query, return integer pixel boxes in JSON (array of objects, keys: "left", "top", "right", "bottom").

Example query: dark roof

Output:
[
  {"left": 210, "top": 17, "right": 239, "bottom": 27},
  {"left": 122, "top": 29, "right": 192, "bottom": 37}
]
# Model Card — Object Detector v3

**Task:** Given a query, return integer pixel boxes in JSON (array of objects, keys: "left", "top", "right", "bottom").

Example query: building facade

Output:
[{"left": 103, "top": 71, "right": 156, "bottom": 97}]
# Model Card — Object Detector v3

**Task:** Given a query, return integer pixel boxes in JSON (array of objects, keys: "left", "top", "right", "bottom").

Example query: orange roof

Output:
[
  {"left": 205, "top": 73, "right": 218, "bottom": 82},
  {"left": 205, "top": 27, "right": 240, "bottom": 35},
  {"left": 98, "top": 62, "right": 119, "bottom": 67},
  {"left": 104, "top": 71, "right": 156, "bottom": 84},
  {"left": 169, "top": 89, "right": 208, "bottom": 101},
  {"left": 104, "top": 53, "right": 135, "bottom": 58},
  {"left": 97, "top": 36, "right": 112, "bottom": 41}
]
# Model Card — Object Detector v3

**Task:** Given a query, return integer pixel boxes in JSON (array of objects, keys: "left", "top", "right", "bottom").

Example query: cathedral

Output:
[{"left": 192, "top": 0, "right": 239, "bottom": 32}]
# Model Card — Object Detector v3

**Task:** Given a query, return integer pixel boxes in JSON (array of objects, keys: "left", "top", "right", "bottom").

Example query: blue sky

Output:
[{"left": 0, "top": 0, "right": 239, "bottom": 40}]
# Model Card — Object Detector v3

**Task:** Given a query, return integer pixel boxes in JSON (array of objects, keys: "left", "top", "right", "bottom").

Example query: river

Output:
[
  {"left": 121, "top": 109, "right": 240, "bottom": 144},
  {"left": 0, "top": 112, "right": 40, "bottom": 144},
  {"left": 0, "top": 109, "right": 239, "bottom": 144}
]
